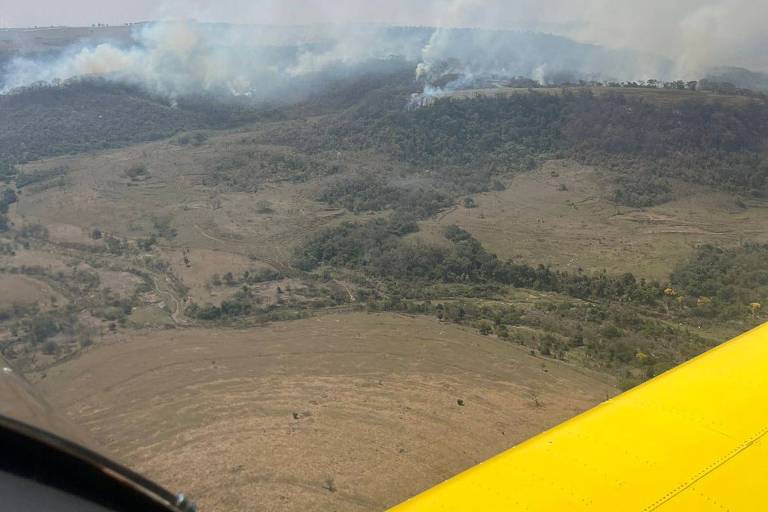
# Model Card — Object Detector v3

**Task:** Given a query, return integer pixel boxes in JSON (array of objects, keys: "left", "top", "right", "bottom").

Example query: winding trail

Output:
[{"left": 151, "top": 274, "right": 184, "bottom": 325}]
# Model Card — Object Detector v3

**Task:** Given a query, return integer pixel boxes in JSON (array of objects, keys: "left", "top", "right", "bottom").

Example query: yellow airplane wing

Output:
[{"left": 389, "top": 322, "right": 768, "bottom": 511}]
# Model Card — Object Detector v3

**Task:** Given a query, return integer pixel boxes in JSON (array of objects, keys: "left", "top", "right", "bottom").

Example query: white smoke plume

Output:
[
  {"left": 3, "top": 1, "right": 768, "bottom": 99},
  {"left": 0, "top": 21, "right": 426, "bottom": 98},
  {"left": 415, "top": 28, "right": 671, "bottom": 87},
  {"left": 1, "top": 20, "right": 670, "bottom": 101},
  {"left": 409, "top": 0, "right": 768, "bottom": 77}
]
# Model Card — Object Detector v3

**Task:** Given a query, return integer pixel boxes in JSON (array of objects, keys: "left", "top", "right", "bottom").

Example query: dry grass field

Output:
[
  {"left": 418, "top": 160, "right": 768, "bottom": 279},
  {"left": 12, "top": 135, "right": 358, "bottom": 267},
  {"left": 0, "top": 274, "right": 63, "bottom": 308},
  {"left": 35, "top": 313, "right": 616, "bottom": 512},
  {"left": 0, "top": 354, "right": 95, "bottom": 447},
  {"left": 14, "top": 132, "right": 768, "bottom": 285}
]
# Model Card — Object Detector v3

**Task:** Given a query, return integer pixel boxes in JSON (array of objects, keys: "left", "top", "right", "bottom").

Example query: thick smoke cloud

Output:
[
  {"left": 162, "top": 0, "right": 768, "bottom": 76},
  {"left": 0, "top": 21, "right": 669, "bottom": 100},
  {"left": 394, "top": 0, "right": 768, "bottom": 77},
  {"left": 542, "top": 0, "right": 768, "bottom": 77},
  {"left": 1, "top": 22, "right": 427, "bottom": 98},
  {"left": 2, "top": 1, "right": 768, "bottom": 99},
  {"left": 416, "top": 29, "right": 671, "bottom": 87},
  {"left": 221, "top": 0, "right": 768, "bottom": 75}
]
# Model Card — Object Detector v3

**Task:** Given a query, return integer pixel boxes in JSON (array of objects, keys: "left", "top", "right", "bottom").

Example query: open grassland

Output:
[
  {"left": 34, "top": 312, "right": 616, "bottom": 512},
  {"left": 0, "top": 274, "right": 64, "bottom": 307},
  {"left": 13, "top": 131, "right": 768, "bottom": 283},
  {"left": 0, "top": 354, "right": 95, "bottom": 447},
  {"left": 12, "top": 135, "right": 359, "bottom": 266},
  {"left": 418, "top": 160, "right": 768, "bottom": 279}
]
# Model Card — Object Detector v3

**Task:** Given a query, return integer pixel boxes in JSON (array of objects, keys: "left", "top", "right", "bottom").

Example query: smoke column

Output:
[
  {"left": 1, "top": 20, "right": 676, "bottom": 101},
  {"left": 5, "top": 0, "right": 768, "bottom": 100}
]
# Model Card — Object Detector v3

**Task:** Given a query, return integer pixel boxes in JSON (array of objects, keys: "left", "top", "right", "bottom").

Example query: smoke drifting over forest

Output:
[
  {"left": 0, "top": 23, "right": 412, "bottom": 98},
  {"left": 2, "top": 1, "right": 768, "bottom": 100},
  {"left": 0, "top": 22, "right": 670, "bottom": 100}
]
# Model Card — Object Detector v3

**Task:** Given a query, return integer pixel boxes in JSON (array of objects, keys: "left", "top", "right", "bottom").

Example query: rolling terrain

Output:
[
  {"left": 34, "top": 313, "right": 615, "bottom": 512},
  {"left": 1, "top": 41, "right": 768, "bottom": 511},
  {"left": 11, "top": 110, "right": 768, "bottom": 281},
  {"left": 417, "top": 159, "right": 768, "bottom": 279}
]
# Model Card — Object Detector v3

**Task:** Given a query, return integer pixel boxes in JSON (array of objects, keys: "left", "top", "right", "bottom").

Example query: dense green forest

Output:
[
  {"left": 671, "top": 243, "right": 768, "bottom": 316},
  {"left": 6, "top": 71, "right": 768, "bottom": 207},
  {"left": 0, "top": 63, "right": 414, "bottom": 166},
  {"left": 291, "top": 217, "right": 767, "bottom": 383},
  {"left": 267, "top": 87, "right": 768, "bottom": 205},
  {"left": 0, "top": 79, "right": 266, "bottom": 164},
  {"left": 293, "top": 207, "right": 768, "bottom": 323},
  {"left": 316, "top": 174, "right": 452, "bottom": 217},
  {"left": 296, "top": 219, "right": 661, "bottom": 303}
]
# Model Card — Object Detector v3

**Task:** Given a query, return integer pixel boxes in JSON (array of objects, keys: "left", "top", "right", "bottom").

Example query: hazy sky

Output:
[
  {"left": 0, "top": 0, "right": 594, "bottom": 31},
  {"left": 2, "top": 0, "right": 767, "bottom": 72}
]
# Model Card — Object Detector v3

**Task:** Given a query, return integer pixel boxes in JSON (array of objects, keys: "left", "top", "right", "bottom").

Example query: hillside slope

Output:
[
  {"left": 0, "top": 80, "right": 263, "bottom": 162},
  {"left": 35, "top": 313, "right": 616, "bottom": 512}
]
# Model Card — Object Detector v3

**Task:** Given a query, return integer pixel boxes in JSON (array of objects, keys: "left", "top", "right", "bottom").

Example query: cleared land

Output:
[{"left": 35, "top": 313, "right": 616, "bottom": 512}]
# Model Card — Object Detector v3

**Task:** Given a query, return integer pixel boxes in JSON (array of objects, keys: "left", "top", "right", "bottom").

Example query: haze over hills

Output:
[
  {"left": 1, "top": 18, "right": 768, "bottom": 512},
  {"left": 703, "top": 66, "right": 768, "bottom": 92},
  {"left": 0, "top": 22, "right": 677, "bottom": 98}
]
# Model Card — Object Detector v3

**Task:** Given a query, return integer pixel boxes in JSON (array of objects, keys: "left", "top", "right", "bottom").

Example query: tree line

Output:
[
  {"left": 271, "top": 89, "right": 768, "bottom": 204},
  {"left": 296, "top": 219, "right": 662, "bottom": 304}
]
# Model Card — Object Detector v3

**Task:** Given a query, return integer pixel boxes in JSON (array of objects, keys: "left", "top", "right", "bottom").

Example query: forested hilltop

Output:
[
  {"left": 267, "top": 87, "right": 768, "bottom": 207},
  {"left": 0, "top": 79, "right": 270, "bottom": 164},
  {"left": 5, "top": 71, "right": 768, "bottom": 206}
]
